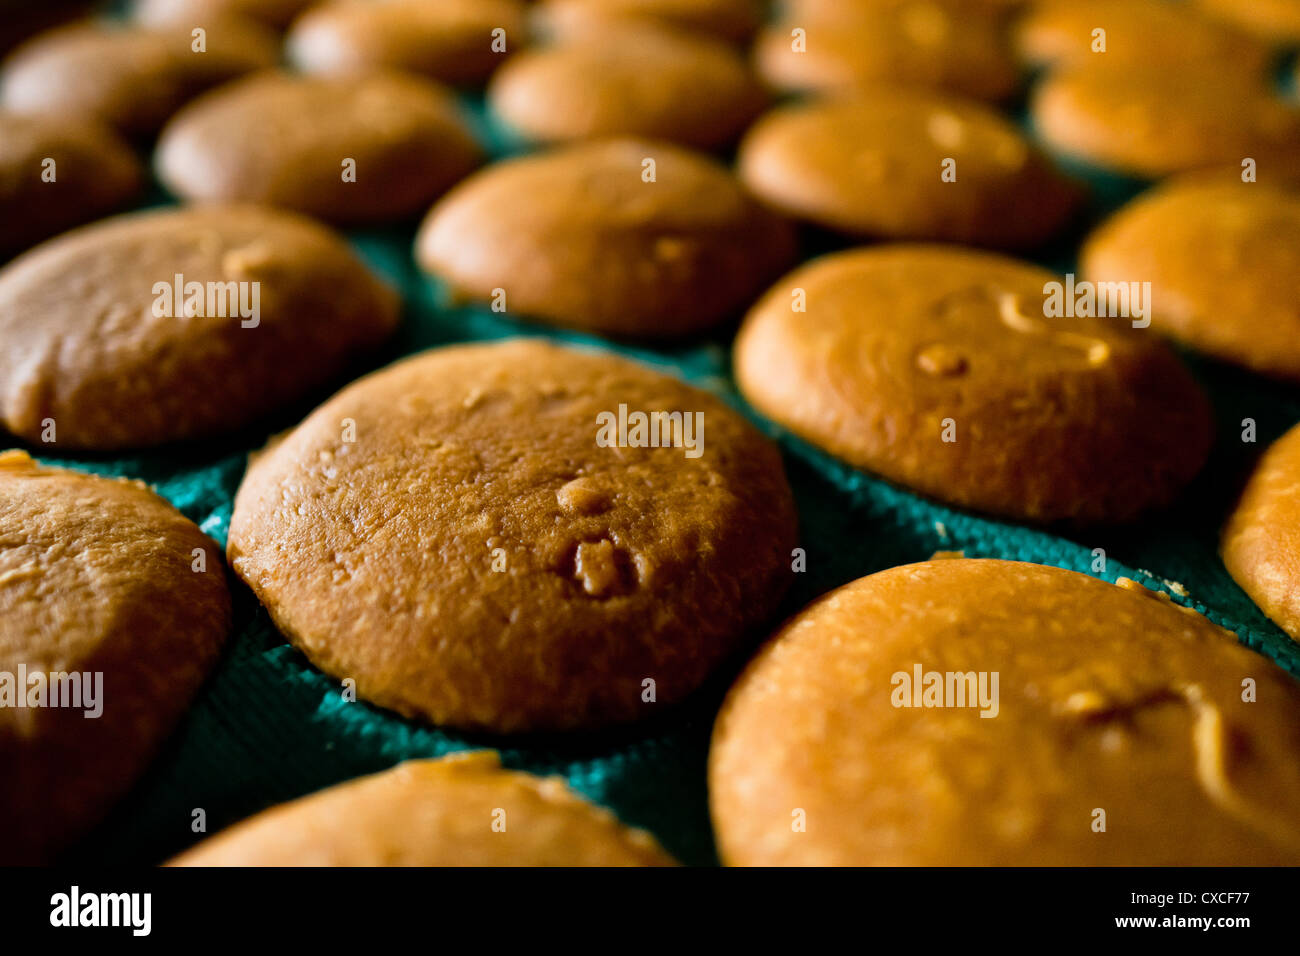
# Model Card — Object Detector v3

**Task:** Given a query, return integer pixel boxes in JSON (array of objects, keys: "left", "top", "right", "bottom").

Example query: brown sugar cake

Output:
[
  {"left": 415, "top": 138, "right": 796, "bottom": 338},
  {"left": 737, "top": 90, "right": 1081, "bottom": 249},
  {"left": 170, "top": 752, "right": 675, "bottom": 866},
  {"left": 1014, "top": 0, "right": 1274, "bottom": 73},
  {"left": 1081, "top": 171, "right": 1300, "bottom": 381},
  {"left": 486, "top": 21, "right": 766, "bottom": 149},
  {"left": 286, "top": 0, "right": 530, "bottom": 86},
  {"left": 1031, "top": 64, "right": 1300, "bottom": 179},
  {"left": 0, "top": 19, "right": 277, "bottom": 137},
  {"left": 733, "top": 244, "right": 1213, "bottom": 524},
  {"left": 226, "top": 339, "right": 799, "bottom": 733},
  {"left": 0, "top": 110, "right": 142, "bottom": 259},
  {"left": 0, "top": 205, "right": 399, "bottom": 450},
  {"left": 710, "top": 559, "right": 1300, "bottom": 865},
  {"left": 0, "top": 451, "right": 231, "bottom": 864},
  {"left": 155, "top": 71, "right": 484, "bottom": 225},
  {"left": 1223, "top": 423, "right": 1300, "bottom": 643},
  {"left": 754, "top": 2, "right": 1020, "bottom": 103}
]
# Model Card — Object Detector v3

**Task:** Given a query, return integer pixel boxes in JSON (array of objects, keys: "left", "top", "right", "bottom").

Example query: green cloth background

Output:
[{"left": 33, "top": 70, "right": 1300, "bottom": 865}]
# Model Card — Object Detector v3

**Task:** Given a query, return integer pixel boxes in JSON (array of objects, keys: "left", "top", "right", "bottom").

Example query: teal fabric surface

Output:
[{"left": 32, "top": 85, "right": 1300, "bottom": 866}]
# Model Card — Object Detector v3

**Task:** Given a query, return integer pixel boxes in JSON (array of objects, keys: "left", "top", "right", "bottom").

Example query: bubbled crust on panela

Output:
[
  {"left": 711, "top": 559, "right": 1300, "bottom": 865},
  {"left": 228, "top": 340, "right": 798, "bottom": 732},
  {"left": 734, "top": 245, "right": 1212, "bottom": 523}
]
